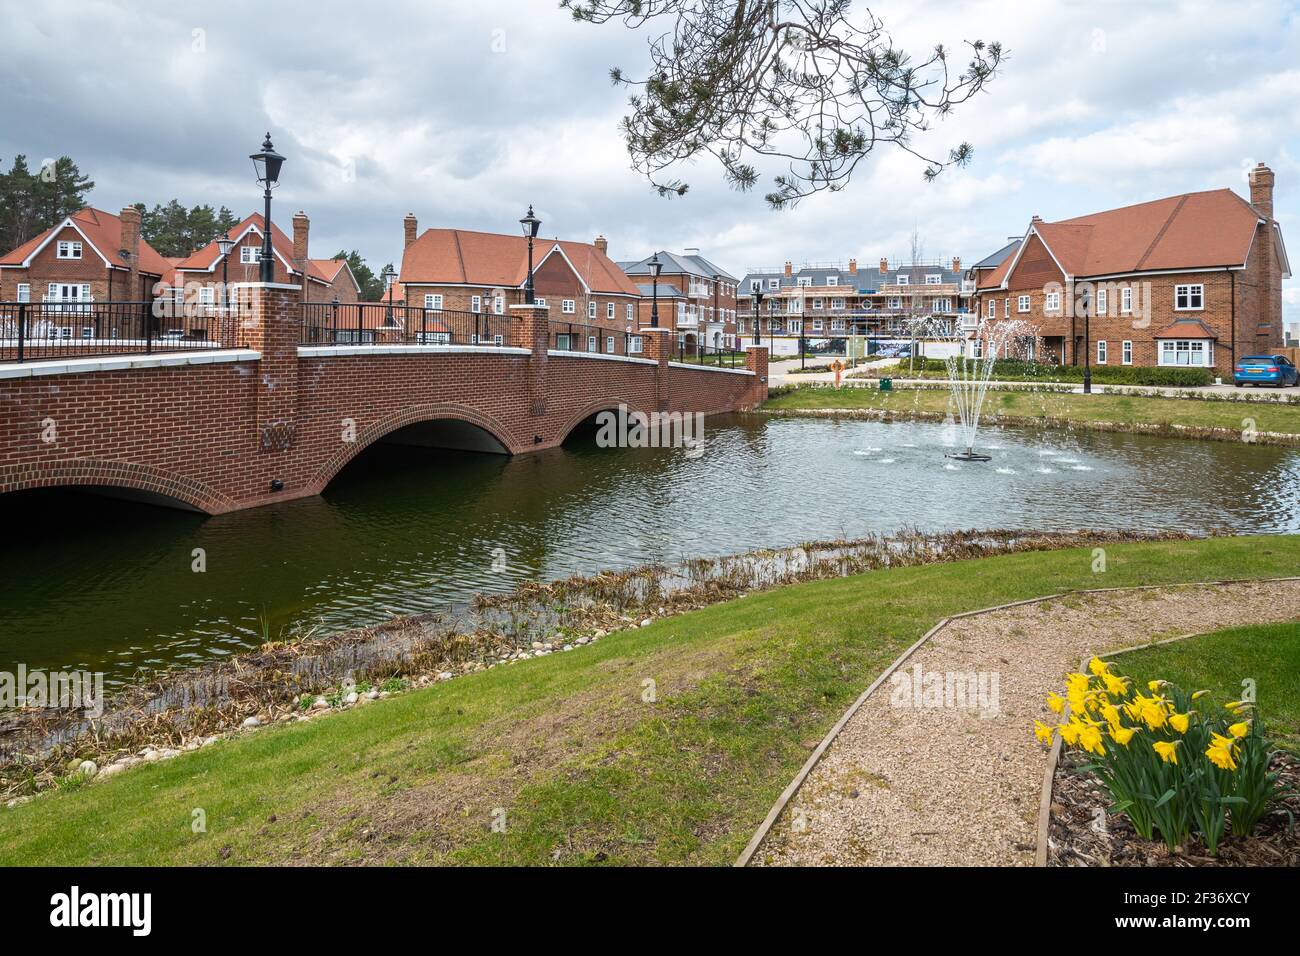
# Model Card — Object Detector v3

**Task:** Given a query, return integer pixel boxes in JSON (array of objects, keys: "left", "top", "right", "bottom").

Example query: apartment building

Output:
[
  {"left": 618, "top": 249, "right": 739, "bottom": 350},
  {"left": 970, "top": 164, "right": 1288, "bottom": 370},
  {"left": 736, "top": 256, "right": 972, "bottom": 345}
]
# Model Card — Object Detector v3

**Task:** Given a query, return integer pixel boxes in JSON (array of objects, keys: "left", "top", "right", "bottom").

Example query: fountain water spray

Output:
[{"left": 910, "top": 315, "right": 1037, "bottom": 462}]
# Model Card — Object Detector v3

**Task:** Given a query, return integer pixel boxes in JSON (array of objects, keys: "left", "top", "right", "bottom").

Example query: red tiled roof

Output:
[
  {"left": 400, "top": 228, "right": 640, "bottom": 295},
  {"left": 0, "top": 206, "right": 171, "bottom": 276},
  {"left": 175, "top": 213, "right": 332, "bottom": 285},
  {"left": 1154, "top": 319, "right": 1218, "bottom": 339},
  {"left": 1031, "top": 189, "right": 1260, "bottom": 280}
]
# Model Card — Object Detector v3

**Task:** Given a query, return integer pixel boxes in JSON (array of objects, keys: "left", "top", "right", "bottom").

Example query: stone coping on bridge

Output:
[
  {"left": 298, "top": 344, "right": 531, "bottom": 358},
  {"left": 0, "top": 348, "right": 261, "bottom": 379},
  {"left": 667, "top": 361, "right": 756, "bottom": 377},
  {"left": 547, "top": 349, "right": 658, "bottom": 366}
]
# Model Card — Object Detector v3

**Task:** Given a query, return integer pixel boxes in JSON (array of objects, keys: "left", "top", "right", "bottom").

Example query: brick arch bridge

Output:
[{"left": 0, "top": 285, "right": 766, "bottom": 514}]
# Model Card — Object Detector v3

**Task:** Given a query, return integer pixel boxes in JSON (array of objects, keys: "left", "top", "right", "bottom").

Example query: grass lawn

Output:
[
  {"left": 2, "top": 535, "right": 1298, "bottom": 866},
  {"left": 763, "top": 384, "right": 1300, "bottom": 435},
  {"left": 1114, "top": 622, "right": 1300, "bottom": 754}
]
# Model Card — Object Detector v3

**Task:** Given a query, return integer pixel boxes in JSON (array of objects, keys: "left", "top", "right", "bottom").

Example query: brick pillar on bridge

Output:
[
  {"left": 745, "top": 343, "right": 770, "bottom": 406},
  {"left": 238, "top": 283, "right": 303, "bottom": 470},
  {"left": 510, "top": 302, "right": 550, "bottom": 416},
  {"left": 638, "top": 326, "right": 672, "bottom": 411}
]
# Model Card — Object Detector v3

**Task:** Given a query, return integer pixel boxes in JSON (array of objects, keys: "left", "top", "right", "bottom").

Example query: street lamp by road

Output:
[
  {"left": 751, "top": 289, "right": 764, "bottom": 346},
  {"left": 216, "top": 233, "right": 235, "bottom": 310},
  {"left": 648, "top": 252, "right": 663, "bottom": 329},
  {"left": 519, "top": 205, "right": 541, "bottom": 304},
  {"left": 249, "top": 133, "right": 285, "bottom": 284},
  {"left": 1080, "top": 287, "right": 1093, "bottom": 394}
]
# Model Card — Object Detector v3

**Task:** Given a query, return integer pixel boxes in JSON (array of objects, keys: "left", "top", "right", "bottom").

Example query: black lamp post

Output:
[
  {"left": 382, "top": 265, "right": 396, "bottom": 324},
  {"left": 648, "top": 252, "right": 663, "bottom": 328},
  {"left": 249, "top": 133, "right": 285, "bottom": 284},
  {"left": 519, "top": 205, "right": 541, "bottom": 304},
  {"left": 1080, "top": 287, "right": 1092, "bottom": 394},
  {"left": 216, "top": 234, "right": 235, "bottom": 310},
  {"left": 752, "top": 289, "right": 764, "bottom": 345}
]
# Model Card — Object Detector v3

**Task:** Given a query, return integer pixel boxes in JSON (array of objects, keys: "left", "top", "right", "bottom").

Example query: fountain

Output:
[{"left": 910, "top": 315, "right": 1037, "bottom": 462}]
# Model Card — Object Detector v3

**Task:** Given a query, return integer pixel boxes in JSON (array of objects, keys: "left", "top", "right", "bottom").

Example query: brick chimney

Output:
[
  {"left": 594, "top": 234, "right": 608, "bottom": 255},
  {"left": 879, "top": 257, "right": 888, "bottom": 273},
  {"left": 848, "top": 258, "right": 857, "bottom": 275},
  {"left": 1249, "top": 162, "right": 1275, "bottom": 220},
  {"left": 404, "top": 213, "right": 418, "bottom": 248},
  {"left": 783, "top": 261, "right": 793, "bottom": 277},
  {"left": 292, "top": 211, "right": 310, "bottom": 263},
  {"left": 951, "top": 256, "right": 961, "bottom": 273},
  {"left": 119, "top": 205, "right": 141, "bottom": 299}
]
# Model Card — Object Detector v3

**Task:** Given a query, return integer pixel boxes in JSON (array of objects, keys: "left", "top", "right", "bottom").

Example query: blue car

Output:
[{"left": 1234, "top": 354, "right": 1299, "bottom": 388}]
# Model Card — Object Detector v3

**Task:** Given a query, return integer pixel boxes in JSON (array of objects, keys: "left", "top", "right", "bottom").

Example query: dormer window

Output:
[
  {"left": 896, "top": 274, "right": 909, "bottom": 285},
  {"left": 768, "top": 278, "right": 779, "bottom": 289},
  {"left": 56, "top": 240, "right": 82, "bottom": 259},
  {"left": 925, "top": 274, "right": 942, "bottom": 285},
  {"left": 827, "top": 276, "right": 838, "bottom": 286},
  {"left": 797, "top": 276, "right": 812, "bottom": 287}
]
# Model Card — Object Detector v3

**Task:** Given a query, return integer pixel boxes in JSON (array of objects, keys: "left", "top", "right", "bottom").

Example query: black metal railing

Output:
[
  {"left": 548, "top": 322, "right": 637, "bottom": 357},
  {"left": 0, "top": 301, "right": 236, "bottom": 363},
  {"left": 300, "top": 302, "right": 513, "bottom": 347},
  {"left": 671, "top": 337, "right": 746, "bottom": 368}
]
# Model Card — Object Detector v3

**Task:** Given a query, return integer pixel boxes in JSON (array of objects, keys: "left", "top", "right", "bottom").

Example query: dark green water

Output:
[{"left": 1, "top": 413, "right": 1297, "bottom": 686}]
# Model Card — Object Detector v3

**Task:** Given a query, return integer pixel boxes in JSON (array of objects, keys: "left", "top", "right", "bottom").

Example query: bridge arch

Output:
[
  {"left": 557, "top": 396, "right": 656, "bottom": 446},
  {"left": 309, "top": 403, "right": 521, "bottom": 493},
  {"left": 0, "top": 460, "right": 235, "bottom": 514}
]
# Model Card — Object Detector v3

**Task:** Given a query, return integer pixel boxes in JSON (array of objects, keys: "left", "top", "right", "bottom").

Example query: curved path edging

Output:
[{"left": 736, "top": 576, "right": 1300, "bottom": 868}]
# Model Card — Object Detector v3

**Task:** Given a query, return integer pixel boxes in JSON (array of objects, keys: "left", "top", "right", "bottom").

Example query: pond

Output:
[{"left": 1, "top": 413, "right": 1296, "bottom": 685}]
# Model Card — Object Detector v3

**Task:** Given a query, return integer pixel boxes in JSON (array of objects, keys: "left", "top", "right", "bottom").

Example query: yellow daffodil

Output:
[
  {"left": 1191, "top": 690, "right": 1210, "bottom": 701},
  {"left": 1224, "top": 700, "right": 1253, "bottom": 713},
  {"left": 1058, "top": 721, "right": 1081, "bottom": 747},
  {"left": 1153, "top": 740, "right": 1180, "bottom": 765},
  {"left": 1228, "top": 721, "right": 1250, "bottom": 739},
  {"left": 1046, "top": 692, "right": 1065, "bottom": 715},
  {"left": 1103, "top": 673, "right": 1128, "bottom": 696},
  {"left": 1109, "top": 724, "right": 1136, "bottom": 746},
  {"left": 1133, "top": 695, "right": 1168, "bottom": 731},
  {"left": 1147, "top": 679, "right": 1165, "bottom": 692},
  {"left": 1206, "top": 733, "right": 1238, "bottom": 772},
  {"left": 1078, "top": 722, "right": 1106, "bottom": 756},
  {"left": 1033, "top": 721, "right": 1054, "bottom": 746},
  {"left": 1089, "top": 657, "right": 1111, "bottom": 677},
  {"left": 1101, "top": 702, "right": 1122, "bottom": 728},
  {"left": 1169, "top": 713, "right": 1190, "bottom": 734}
]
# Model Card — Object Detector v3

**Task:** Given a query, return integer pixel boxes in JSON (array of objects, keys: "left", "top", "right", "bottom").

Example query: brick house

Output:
[
  {"left": 397, "top": 215, "right": 641, "bottom": 338},
  {"left": 971, "top": 164, "right": 1289, "bottom": 370},
  {"left": 0, "top": 206, "right": 170, "bottom": 306},
  {"left": 167, "top": 211, "right": 359, "bottom": 306},
  {"left": 618, "top": 248, "right": 738, "bottom": 350}
]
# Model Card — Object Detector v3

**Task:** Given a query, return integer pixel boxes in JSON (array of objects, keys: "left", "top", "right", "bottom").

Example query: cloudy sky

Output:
[{"left": 2, "top": 0, "right": 1298, "bottom": 324}]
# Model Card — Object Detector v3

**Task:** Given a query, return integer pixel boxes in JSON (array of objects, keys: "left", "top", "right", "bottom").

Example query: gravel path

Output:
[{"left": 752, "top": 580, "right": 1300, "bottom": 867}]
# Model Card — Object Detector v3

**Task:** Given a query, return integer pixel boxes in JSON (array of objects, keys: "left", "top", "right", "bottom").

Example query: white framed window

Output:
[
  {"left": 198, "top": 286, "right": 215, "bottom": 305},
  {"left": 1097, "top": 340, "right": 1108, "bottom": 364},
  {"left": 827, "top": 275, "right": 838, "bottom": 286},
  {"left": 789, "top": 319, "right": 802, "bottom": 333},
  {"left": 970, "top": 338, "right": 983, "bottom": 359},
  {"left": 831, "top": 318, "right": 845, "bottom": 331},
  {"left": 628, "top": 335, "right": 643, "bottom": 354},
  {"left": 625, "top": 304, "right": 634, "bottom": 321},
  {"left": 16, "top": 283, "right": 30, "bottom": 303},
  {"left": 536, "top": 297, "right": 547, "bottom": 307},
  {"left": 797, "top": 276, "right": 812, "bottom": 287},
  {"left": 1096, "top": 288, "right": 1107, "bottom": 315},
  {"left": 588, "top": 301, "right": 597, "bottom": 319},
  {"left": 934, "top": 298, "right": 951, "bottom": 312},
  {"left": 562, "top": 299, "right": 575, "bottom": 314},
  {"left": 56, "top": 240, "right": 82, "bottom": 259},
  {"left": 768, "top": 278, "right": 779, "bottom": 289},
  {"left": 240, "top": 246, "right": 259, "bottom": 264},
  {"left": 471, "top": 295, "right": 482, "bottom": 313},
  {"left": 812, "top": 297, "right": 823, "bottom": 310},
  {"left": 889, "top": 297, "right": 902, "bottom": 310},
  {"left": 925, "top": 274, "right": 942, "bottom": 285},
  {"left": 1017, "top": 295, "right": 1030, "bottom": 312},
  {"left": 1174, "top": 284, "right": 1204, "bottom": 310},
  {"left": 607, "top": 302, "right": 615, "bottom": 320},
  {"left": 750, "top": 280, "right": 762, "bottom": 292},
  {"left": 1158, "top": 339, "right": 1212, "bottom": 367},
  {"left": 831, "top": 298, "right": 844, "bottom": 309},
  {"left": 896, "top": 274, "right": 909, "bottom": 285},
  {"left": 1122, "top": 340, "right": 1133, "bottom": 365},
  {"left": 812, "top": 319, "right": 823, "bottom": 331},
  {"left": 1121, "top": 287, "right": 1133, "bottom": 313},
  {"left": 588, "top": 335, "right": 597, "bottom": 351},
  {"left": 987, "top": 300, "right": 996, "bottom": 318},
  {"left": 1045, "top": 291, "right": 1061, "bottom": 313},
  {"left": 493, "top": 334, "right": 504, "bottom": 346},
  {"left": 494, "top": 296, "right": 504, "bottom": 315},
  {"left": 424, "top": 294, "right": 443, "bottom": 310},
  {"left": 606, "top": 335, "right": 615, "bottom": 352},
  {"left": 1003, "top": 298, "right": 1009, "bottom": 318}
]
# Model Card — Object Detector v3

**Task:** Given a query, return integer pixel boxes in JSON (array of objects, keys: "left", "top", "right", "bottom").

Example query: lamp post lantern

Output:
[
  {"left": 216, "top": 234, "right": 235, "bottom": 310},
  {"left": 752, "top": 289, "right": 764, "bottom": 346},
  {"left": 382, "top": 265, "right": 396, "bottom": 324},
  {"left": 249, "top": 133, "right": 285, "bottom": 284},
  {"left": 648, "top": 252, "right": 663, "bottom": 329},
  {"left": 1080, "top": 287, "right": 1093, "bottom": 394},
  {"left": 519, "top": 205, "right": 541, "bottom": 304}
]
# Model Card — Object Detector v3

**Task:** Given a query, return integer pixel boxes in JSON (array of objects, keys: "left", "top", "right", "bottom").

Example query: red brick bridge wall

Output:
[{"left": 0, "top": 288, "right": 768, "bottom": 514}]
